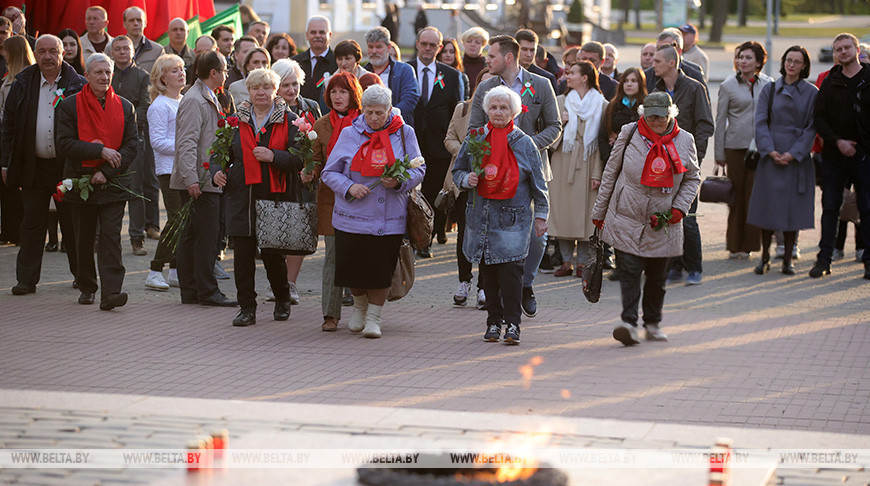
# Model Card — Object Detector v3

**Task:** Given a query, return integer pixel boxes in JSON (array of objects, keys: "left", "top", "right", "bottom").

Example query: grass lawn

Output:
[{"left": 624, "top": 23, "right": 870, "bottom": 45}]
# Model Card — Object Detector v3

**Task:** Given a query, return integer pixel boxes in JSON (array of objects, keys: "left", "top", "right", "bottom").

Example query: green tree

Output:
[{"left": 567, "top": 0, "right": 585, "bottom": 23}]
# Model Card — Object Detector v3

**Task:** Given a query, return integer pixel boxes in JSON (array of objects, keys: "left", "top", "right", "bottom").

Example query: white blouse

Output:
[{"left": 147, "top": 94, "right": 181, "bottom": 176}]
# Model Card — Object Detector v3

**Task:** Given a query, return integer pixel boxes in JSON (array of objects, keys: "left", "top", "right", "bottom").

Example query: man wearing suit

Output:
[
  {"left": 408, "top": 26, "right": 462, "bottom": 258},
  {"left": 556, "top": 42, "right": 617, "bottom": 100},
  {"left": 644, "top": 28, "right": 708, "bottom": 94},
  {"left": 1, "top": 35, "right": 85, "bottom": 295},
  {"left": 362, "top": 27, "right": 420, "bottom": 127},
  {"left": 515, "top": 29, "right": 557, "bottom": 94},
  {"left": 292, "top": 16, "right": 338, "bottom": 114},
  {"left": 469, "top": 35, "right": 561, "bottom": 318}
]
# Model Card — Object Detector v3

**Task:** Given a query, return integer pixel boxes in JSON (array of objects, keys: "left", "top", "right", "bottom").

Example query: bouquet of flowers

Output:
[
  {"left": 649, "top": 210, "right": 695, "bottom": 235},
  {"left": 348, "top": 155, "right": 425, "bottom": 201},
  {"left": 54, "top": 172, "right": 147, "bottom": 202},
  {"left": 289, "top": 116, "right": 318, "bottom": 190},
  {"left": 209, "top": 115, "right": 240, "bottom": 171},
  {"left": 154, "top": 161, "right": 213, "bottom": 259},
  {"left": 466, "top": 127, "right": 491, "bottom": 207}
]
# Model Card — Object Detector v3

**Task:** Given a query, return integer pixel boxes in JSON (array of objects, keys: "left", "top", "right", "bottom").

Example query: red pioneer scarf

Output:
[
  {"left": 240, "top": 113, "right": 290, "bottom": 193},
  {"left": 76, "top": 84, "right": 125, "bottom": 168},
  {"left": 350, "top": 115, "right": 404, "bottom": 177},
  {"left": 327, "top": 109, "right": 359, "bottom": 156},
  {"left": 477, "top": 121, "right": 519, "bottom": 200},
  {"left": 636, "top": 117, "right": 686, "bottom": 188}
]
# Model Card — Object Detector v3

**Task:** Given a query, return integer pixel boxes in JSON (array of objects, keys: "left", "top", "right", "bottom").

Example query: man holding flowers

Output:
[
  {"left": 55, "top": 53, "right": 138, "bottom": 310},
  {"left": 321, "top": 84, "right": 425, "bottom": 339}
]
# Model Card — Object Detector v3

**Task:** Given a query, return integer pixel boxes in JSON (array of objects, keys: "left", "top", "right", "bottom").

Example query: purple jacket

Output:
[{"left": 321, "top": 114, "right": 425, "bottom": 236}]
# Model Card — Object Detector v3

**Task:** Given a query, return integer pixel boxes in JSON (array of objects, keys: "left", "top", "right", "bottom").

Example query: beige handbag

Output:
[{"left": 387, "top": 239, "right": 415, "bottom": 302}]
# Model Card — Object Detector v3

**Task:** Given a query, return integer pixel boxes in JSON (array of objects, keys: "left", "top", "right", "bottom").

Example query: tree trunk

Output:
[
  {"left": 655, "top": 0, "right": 663, "bottom": 31},
  {"left": 698, "top": 0, "right": 706, "bottom": 29},
  {"left": 708, "top": 0, "right": 729, "bottom": 43},
  {"left": 634, "top": 0, "right": 641, "bottom": 30},
  {"left": 738, "top": 0, "right": 748, "bottom": 27},
  {"left": 622, "top": 0, "right": 630, "bottom": 26}
]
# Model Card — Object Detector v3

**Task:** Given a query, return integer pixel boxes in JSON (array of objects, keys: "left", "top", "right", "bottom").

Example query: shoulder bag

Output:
[
  {"left": 400, "top": 128, "right": 435, "bottom": 250},
  {"left": 386, "top": 239, "right": 415, "bottom": 301},
  {"left": 255, "top": 148, "right": 319, "bottom": 255}
]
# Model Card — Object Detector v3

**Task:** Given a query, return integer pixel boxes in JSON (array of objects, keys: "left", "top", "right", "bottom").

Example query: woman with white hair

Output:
[
  {"left": 591, "top": 92, "right": 701, "bottom": 347},
  {"left": 271, "top": 58, "right": 321, "bottom": 305},
  {"left": 321, "top": 84, "right": 426, "bottom": 339},
  {"left": 144, "top": 54, "right": 186, "bottom": 291},
  {"left": 211, "top": 68, "right": 303, "bottom": 327},
  {"left": 452, "top": 85, "right": 549, "bottom": 345}
]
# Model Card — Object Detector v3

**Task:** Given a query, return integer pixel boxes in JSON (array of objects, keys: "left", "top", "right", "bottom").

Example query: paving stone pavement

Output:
[{"left": 0, "top": 160, "right": 868, "bottom": 485}]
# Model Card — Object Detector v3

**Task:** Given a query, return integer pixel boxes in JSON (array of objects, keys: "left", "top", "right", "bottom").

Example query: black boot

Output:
[
  {"left": 754, "top": 257, "right": 770, "bottom": 275},
  {"left": 233, "top": 308, "right": 256, "bottom": 326},
  {"left": 274, "top": 301, "right": 291, "bottom": 321}
]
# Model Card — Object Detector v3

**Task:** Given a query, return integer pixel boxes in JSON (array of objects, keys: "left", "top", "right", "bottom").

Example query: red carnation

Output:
[
  {"left": 52, "top": 189, "right": 64, "bottom": 202},
  {"left": 521, "top": 104, "right": 529, "bottom": 113},
  {"left": 218, "top": 118, "right": 226, "bottom": 128},
  {"left": 649, "top": 215, "right": 658, "bottom": 228},
  {"left": 227, "top": 116, "right": 239, "bottom": 128},
  {"left": 202, "top": 162, "right": 210, "bottom": 170}
]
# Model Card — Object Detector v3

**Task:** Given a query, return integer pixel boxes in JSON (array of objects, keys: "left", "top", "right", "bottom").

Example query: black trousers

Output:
[
  {"left": 0, "top": 177, "right": 22, "bottom": 243},
  {"left": 233, "top": 236, "right": 289, "bottom": 310},
  {"left": 176, "top": 191, "right": 221, "bottom": 301},
  {"left": 454, "top": 191, "right": 484, "bottom": 289},
  {"left": 479, "top": 259, "right": 524, "bottom": 325},
  {"left": 71, "top": 201, "right": 126, "bottom": 299},
  {"left": 616, "top": 250, "right": 669, "bottom": 327},
  {"left": 422, "top": 156, "right": 450, "bottom": 242},
  {"left": 16, "top": 162, "right": 77, "bottom": 285}
]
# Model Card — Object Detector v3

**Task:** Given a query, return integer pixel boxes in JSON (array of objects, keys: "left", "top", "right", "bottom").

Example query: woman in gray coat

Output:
[
  {"left": 747, "top": 46, "right": 818, "bottom": 276},
  {"left": 591, "top": 93, "right": 701, "bottom": 346},
  {"left": 453, "top": 86, "right": 549, "bottom": 345}
]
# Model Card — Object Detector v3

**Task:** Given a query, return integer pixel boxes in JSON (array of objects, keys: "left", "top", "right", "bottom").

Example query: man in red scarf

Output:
[{"left": 55, "top": 53, "right": 139, "bottom": 310}]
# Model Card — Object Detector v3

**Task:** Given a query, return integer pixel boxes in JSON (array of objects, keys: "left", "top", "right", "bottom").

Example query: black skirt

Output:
[{"left": 334, "top": 229, "right": 403, "bottom": 289}]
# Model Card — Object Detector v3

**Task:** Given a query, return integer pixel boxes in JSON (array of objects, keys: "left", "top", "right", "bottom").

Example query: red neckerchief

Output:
[
  {"left": 76, "top": 84, "right": 125, "bottom": 168},
  {"left": 350, "top": 115, "right": 403, "bottom": 177},
  {"left": 477, "top": 121, "right": 519, "bottom": 200},
  {"left": 239, "top": 112, "right": 290, "bottom": 193},
  {"left": 327, "top": 109, "right": 359, "bottom": 156},
  {"left": 636, "top": 117, "right": 686, "bottom": 188}
]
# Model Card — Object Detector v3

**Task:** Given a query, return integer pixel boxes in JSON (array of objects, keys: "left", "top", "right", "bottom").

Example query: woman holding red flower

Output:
[
  {"left": 308, "top": 72, "right": 363, "bottom": 332},
  {"left": 452, "top": 86, "right": 549, "bottom": 345},
  {"left": 591, "top": 92, "right": 700, "bottom": 346},
  {"left": 211, "top": 68, "right": 304, "bottom": 327}
]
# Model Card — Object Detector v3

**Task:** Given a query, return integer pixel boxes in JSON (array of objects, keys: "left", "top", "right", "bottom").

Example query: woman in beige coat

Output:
[
  {"left": 591, "top": 93, "right": 701, "bottom": 346},
  {"left": 548, "top": 61, "right": 607, "bottom": 278}
]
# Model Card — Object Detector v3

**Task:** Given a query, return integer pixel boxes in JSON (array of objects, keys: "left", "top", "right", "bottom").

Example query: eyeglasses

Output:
[{"left": 784, "top": 58, "right": 804, "bottom": 66}]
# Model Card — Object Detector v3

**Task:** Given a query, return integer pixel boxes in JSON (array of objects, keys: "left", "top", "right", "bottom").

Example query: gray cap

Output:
[{"left": 642, "top": 92, "right": 673, "bottom": 118}]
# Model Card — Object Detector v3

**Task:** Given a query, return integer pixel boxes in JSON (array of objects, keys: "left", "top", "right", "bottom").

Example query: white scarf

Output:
[{"left": 562, "top": 88, "right": 605, "bottom": 161}]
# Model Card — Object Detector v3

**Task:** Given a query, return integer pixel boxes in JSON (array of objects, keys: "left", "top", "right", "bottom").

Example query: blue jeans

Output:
[
  {"left": 668, "top": 195, "right": 702, "bottom": 274},
  {"left": 817, "top": 151, "right": 870, "bottom": 266},
  {"left": 522, "top": 227, "right": 546, "bottom": 287}
]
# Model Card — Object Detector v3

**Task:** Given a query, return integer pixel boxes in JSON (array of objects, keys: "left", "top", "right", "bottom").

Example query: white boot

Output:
[
  {"left": 347, "top": 294, "right": 368, "bottom": 332},
  {"left": 363, "top": 303, "right": 383, "bottom": 338}
]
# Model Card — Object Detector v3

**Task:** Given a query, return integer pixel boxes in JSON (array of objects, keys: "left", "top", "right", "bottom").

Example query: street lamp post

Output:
[{"left": 765, "top": 0, "right": 773, "bottom": 76}]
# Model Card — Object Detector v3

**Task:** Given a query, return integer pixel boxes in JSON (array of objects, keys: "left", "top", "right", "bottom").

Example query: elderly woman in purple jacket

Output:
[{"left": 321, "top": 84, "right": 425, "bottom": 339}]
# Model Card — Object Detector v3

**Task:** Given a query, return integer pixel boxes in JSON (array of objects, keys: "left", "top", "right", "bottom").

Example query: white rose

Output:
[
  {"left": 61, "top": 179, "right": 73, "bottom": 193},
  {"left": 307, "top": 131, "right": 318, "bottom": 141},
  {"left": 409, "top": 156, "right": 425, "bottom": 169}
]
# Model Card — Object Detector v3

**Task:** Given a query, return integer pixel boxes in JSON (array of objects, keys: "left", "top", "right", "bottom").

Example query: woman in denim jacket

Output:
[{"left": 453, "top": 86, "right": 549, "bottom": 345}]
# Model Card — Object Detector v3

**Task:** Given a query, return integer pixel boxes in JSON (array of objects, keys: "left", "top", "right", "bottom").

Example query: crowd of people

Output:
[{"left": 0, "top": 5, "right": 868, "bottom": 346}]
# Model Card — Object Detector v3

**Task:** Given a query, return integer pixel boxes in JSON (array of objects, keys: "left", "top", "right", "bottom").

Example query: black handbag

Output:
[
  {"left": 582, "top": 228, "right": 605, "bottom": 303},
  {"left": 699, "top": 166, "right": 735, "bottom": 206}
]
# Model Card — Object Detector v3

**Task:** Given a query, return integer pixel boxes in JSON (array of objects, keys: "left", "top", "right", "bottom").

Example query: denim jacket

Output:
[
  {"left": 453, "top": 127, "right": 549, "bottom": 264},
  {"left": 321, "top": 114, "right": 425, "bottom": 236}
]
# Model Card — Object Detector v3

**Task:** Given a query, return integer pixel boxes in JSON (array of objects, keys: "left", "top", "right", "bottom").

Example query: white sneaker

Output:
[
  {"left": 453, "top": 281, "right": 472, "bottom": 306},
  {"left": 476, "top": 289, "right": 486, "bottom": 310},
  {"left": 833, "top": 249, "right": 845, "bottom": 261},
  {"left": 774, "top": 245, "right": 785, "bottom": 260},
  {"left": 288, "top": 282, "right": 300, "bottom": 305},
  {"left": 145, "top": 271, "right": 170, "bottom": 291},
  {"left": 857, "top": 249, "right": 865, "bottom": 261},
  {"left": 793, "top": 245, "right": 801, "bottom": 260},
  {"left": 167, "top": 269, "right": 180, "bottom": 288},
  {"left": 265, "top": 285, "right": 275, "bottom": 302}
]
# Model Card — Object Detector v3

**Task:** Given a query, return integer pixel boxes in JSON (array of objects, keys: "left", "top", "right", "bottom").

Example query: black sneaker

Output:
[
  {"left": 483, "top": 321, "right": 502, "bottom": 342},
  {"left": 341, "top": 287, "right": 354, "bottom": 306},
  {"left": 521, "top": 287, "right": 537, "bottom": 318},
  {"left": 808, "top": 260, "right": 831, "bottom": 279},
  {"left": 503, "top": 323, "right": 520, "bottom": 344},
  {"left": 539, "top": 252, "right": 554, "bottom": 273}
]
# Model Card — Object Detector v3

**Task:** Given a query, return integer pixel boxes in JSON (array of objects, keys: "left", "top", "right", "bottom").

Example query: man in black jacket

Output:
[
  {"left": 408, "top": 26, "right": 462, "bottom": 257},
  {"left": 56, "top": 53, "right": 138, "bottom": 310},
  {"left": 644, "top": 28, "right": 708, "bottom": 94},
  {"left": 292, "top": 16, "right": 338, "bottom": 114},
  {"left": 1, "top": 35, "right": 85, "bottom": 295},
  {"left": 515, "top": 30, "right": 557, "bottom": 94},
  {"left": 111, "top": 35, "right": 159, "bottom": 256},
  {"left": 811, "top": 33, "right": 870, "bottom": 280},
  {"left": 557, "top": 42, "right": 617, "bottom": 100}
]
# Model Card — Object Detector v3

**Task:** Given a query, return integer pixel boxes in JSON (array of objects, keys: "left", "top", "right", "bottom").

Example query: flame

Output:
[
  {"left": 518, "top": 356, "right": 544, "bottom": 389},
  {"left": 471, "top": 425, "right": 553, "bottom": 483},
  {"left": 495, "top": 458, "right": 539, "bottom": 482}
]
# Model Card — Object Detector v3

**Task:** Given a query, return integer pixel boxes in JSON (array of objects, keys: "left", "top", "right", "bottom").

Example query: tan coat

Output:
[
  {"left": 547, "top": 95, "right": 605, "bottom": 240},
  {"left": 311, "top": 114, "right": 336, "bottom": 235},
  {"left": 170, "top": 79, "right": 222, "bottom": 193},
  {"left": 591, "top": 122, "right": 701, "bottom": 258},
  {"left": 441, "top": 101, "right": 472, "bottom": 197}
]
